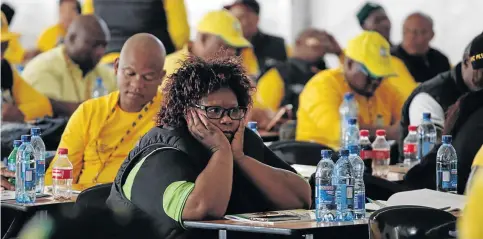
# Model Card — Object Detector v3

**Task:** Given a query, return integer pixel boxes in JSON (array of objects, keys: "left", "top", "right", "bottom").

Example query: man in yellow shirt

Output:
[
  {"left": 22, "top": 15, "right": 116, "bottom": 117},
  {"left": 164, "top": 10, "right": 251, "bottom": 77},
  {"left": 1, "top": 12, "right": 52, "bottom": 122},
  {"left": 297, "top": 31, "right": 405, "bottom": 150},
  {"left": 82, "top": 0, "right": 190, "bottom": 65},
  {"left": 255, "top": 29, "right": 341, "bottom": 112},
  {"left": 45, "top": 33, "right": 166, "bottom": 188},
  {"left": 36, "top": 0, "right": 81, "bottom": 53}
]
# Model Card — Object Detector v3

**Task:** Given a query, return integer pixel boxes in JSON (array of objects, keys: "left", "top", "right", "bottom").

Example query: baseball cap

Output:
[
  {"left": 345, "top": 31, "right": 396, "bottom": 78},
  {"left": 1, "top": 11, "right": 19, "bottom": 43},
  {"left": 469, "top": 33, "right": 483, "bottom": 70},
  {"left": 196, "top": 10, "right": 251, "bottom": 49},
  {"left": 224, "top": 0, "right": 260, "bottom": 15}
]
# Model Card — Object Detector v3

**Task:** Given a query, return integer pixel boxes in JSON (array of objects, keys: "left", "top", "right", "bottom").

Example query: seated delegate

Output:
[
  {"left": 107, "top": 55, "right": 311, "bottom": 238},
  {"left": 44, "top": 33, "right": 166, "bottom": 188}
]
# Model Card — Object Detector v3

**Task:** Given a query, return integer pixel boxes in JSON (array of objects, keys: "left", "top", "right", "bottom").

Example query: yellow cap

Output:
[
  {"left": 1, "top": 12, "right": 19, "bottom": 43},
  {"left": 345, "top": 31, "right": 396, "bottom": 77},
  {"left": 196, "top": 10, "right": 251, "bottom": 49}
]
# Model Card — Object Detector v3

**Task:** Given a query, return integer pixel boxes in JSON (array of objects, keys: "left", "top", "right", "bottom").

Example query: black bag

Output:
[{"left": 1, "top": 117, "right": 68, "bottom": 157}]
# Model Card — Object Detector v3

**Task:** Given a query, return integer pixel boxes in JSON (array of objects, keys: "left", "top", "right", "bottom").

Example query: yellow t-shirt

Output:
[
  {"left": 4, "top": 37, "right": 25, "bottom": 65},
  {"left": 471, "top": 145, "right": 483, "bottom": 167},
  {"left": 458, "top": 166, "right": 483, "bottom": 239},
  {"left": 8, "top": 63, "right": 53, "bottom": 121},
  {"left": 296, "top": 68, "right": 405, "bottom": 150},
  {"left": 254, "top": 67, "right": 285, "bottom": 112},
  {"left": 22, "top": 46, "right": 117, "bottom": 103},
  {"left": 36, "top": 24, "right": 66, "bottom": 52},
  {"left": 45, "top": 91, "right": 162, "bottom": 186}
]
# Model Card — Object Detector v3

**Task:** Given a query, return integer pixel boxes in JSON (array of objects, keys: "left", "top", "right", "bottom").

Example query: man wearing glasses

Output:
[{"left": 297, "top": 31, "right": 405, "bottom": 150}]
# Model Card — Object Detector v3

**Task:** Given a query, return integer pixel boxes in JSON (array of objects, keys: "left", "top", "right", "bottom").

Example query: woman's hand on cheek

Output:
[
  {"left": 186, "top": 109, "right": 231, "bottom": 154},
  {"left": 231, "top": 120, "right": 246, "bottom": 161}
]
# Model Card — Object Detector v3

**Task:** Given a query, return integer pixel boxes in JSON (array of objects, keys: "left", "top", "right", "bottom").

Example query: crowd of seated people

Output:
[{"left": 1, "top": 0, "right": 483, "bottom": 238}]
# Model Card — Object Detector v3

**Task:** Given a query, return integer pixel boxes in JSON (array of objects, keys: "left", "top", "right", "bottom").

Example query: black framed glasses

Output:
[{"left": 193, "top": 104, "right": 247, "bottom": 120}]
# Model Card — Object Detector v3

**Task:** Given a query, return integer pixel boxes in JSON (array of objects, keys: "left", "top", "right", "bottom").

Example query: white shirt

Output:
[{"left": 408, "top": 92, "right": 445, "bottom": 129}]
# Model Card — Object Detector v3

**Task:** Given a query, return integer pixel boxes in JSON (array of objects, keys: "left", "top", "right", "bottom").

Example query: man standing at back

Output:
[
  {"left": 22, "top": 15, "right": 116, "bottom": 117},
  {"left": 391, "top": 12, "right": 451, "bottom": 83},
  {"left": 297, "top": 31, "right": 405, "bottom": 150},
  {"left": 45, "top": 33, "right": 166, "bottom": 189}
]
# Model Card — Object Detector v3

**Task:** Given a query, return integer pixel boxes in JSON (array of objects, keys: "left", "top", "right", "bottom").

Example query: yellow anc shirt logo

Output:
[{"left": 470, "top": 53, "right": 483, "bottom": 62}]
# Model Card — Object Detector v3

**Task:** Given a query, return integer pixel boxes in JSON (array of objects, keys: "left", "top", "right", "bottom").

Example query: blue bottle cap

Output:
[
  {"left": 321, "top": 150, "right": 332, "bottom": 158},
  {"left": 340, "top": 149, "right": 349, "bottom": 157},
  {"left": 344, "top": 92, "right": 354, "bottom": 100},
  {"left": 422, "top": 112, "right": 431, "bottom": 120},
  {"left": 348, "top": 145, "right": 359, "bottom": 154},
  {"left": 247, "top": 121, "right": 257, "bottom": 129},
  {"left": 348, "top": 118, "right": 357, "bottom": 125},
  {"left": 96, "top": 77, "right": 102, "bottom": 84},
  {"left": 13, "top": 140, "right": 22, "bottom": 147},
  {"left": 20, "top": 135, "right": 31, "bottom": 142},
  {"left": 31, "top": 127, "right": 41, "bottom": 136},
  {"left": 442, "top": 135, "right": 452, "bottom": 144}
]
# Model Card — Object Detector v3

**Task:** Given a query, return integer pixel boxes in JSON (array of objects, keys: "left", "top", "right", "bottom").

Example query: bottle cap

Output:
[
  {"left": 348, "top": 145, "right": 360, "bottom": 154},
  {"left": 21, "top": 135, "right": 31, "bottom": 142},
  {"left": 376, "top": 129, "right": 386, "bottom": 136},
  {"left": 344, "top": 92, "right": 354, "bottom": 100},
  {"left": 348, "top": 118, "right": 357, "bottom": 125},
  {"left": 96, "top": 78, "right": 103, "bottom": 84},
  {"left": 13, "top": 140, "right": 22, "bottom": 147},
  {"left": 31, "top": 127, "right": 41, "bottom": 136},
  {"left": 359, "top": 129, "right": 369, "bottom": 137},
  {"left": 340, "top": 149, "right": 349, "bottom": 156},
  {"left": 408, "top": 125, "right": 417, "bottom": 131},
  {"left": 422, "top": 112, "right": 431, "bottom": 120},
  {"left": 58, "top": 148, "right": 69, "bottom": 155},
  {"left": 247, "top": 121, "right": 257, "bottom": 129},
  {"left": 442, "top": 135, "right": 452, "bottom": 144},
  {"left": 321, "top": 150, "right": 332, "bottom": 158}
]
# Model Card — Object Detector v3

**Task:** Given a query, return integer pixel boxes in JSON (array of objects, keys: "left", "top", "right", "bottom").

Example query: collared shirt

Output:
[
  {"left": 37, "top": 23, "right": 66, "bottom": 52},
  {"left": 22, "top": 46, "right": 117, "bottom": 103},
  {"left": 296, "top": 68, "right": 405, "bottom": 150},
  {"left": 44, "top": 91, "right": 162, "bottom": 187},
  {"left": 1, "top": 60, "right": 53, "bottom": 121}
]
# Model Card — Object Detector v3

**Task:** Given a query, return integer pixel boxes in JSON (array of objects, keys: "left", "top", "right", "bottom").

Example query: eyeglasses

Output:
[
  {"left": 192, "top": 104, "right": 247, "bottom": 120},
  {"left": 359, "top": 65, "right": 384, "bottom": 82}
]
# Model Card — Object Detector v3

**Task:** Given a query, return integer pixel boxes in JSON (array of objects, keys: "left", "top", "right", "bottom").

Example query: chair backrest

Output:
[
  {"left": 75, "top": 183, "right": 112, "bottom": 210},
  {"left": 268, "top": 140, "right": 333, "bottom": 165},
  {"left": 369, "top": 205, "right": 457, "bottom": 239}
]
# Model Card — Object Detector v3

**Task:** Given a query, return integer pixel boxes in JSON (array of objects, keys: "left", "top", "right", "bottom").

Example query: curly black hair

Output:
[{"left": 156, "top": 55, "right": 255, "bottom": 127}]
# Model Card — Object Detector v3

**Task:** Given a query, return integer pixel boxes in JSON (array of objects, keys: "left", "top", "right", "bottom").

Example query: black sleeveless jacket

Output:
[
  {"left": 106, "top": 126, "right": 296, "bottom": 238},
  {"left": 94, "top": 0, "right": 175, "bottom": 54}
]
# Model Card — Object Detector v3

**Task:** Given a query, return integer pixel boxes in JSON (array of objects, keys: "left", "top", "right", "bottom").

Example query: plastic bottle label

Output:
[
  {"left": 36, "top": 161, "right": 45, "bottom": 176},
  {"left": 404, "top": 143, "right": 417, "bottom": 153},
  {"left": 354, "top": 192, "right": 365, "bottom": 210},
  {"left": 360, "top": 150, "right": 372, "bottom": 160},
  {"left": 346, "top": 185, "right": 354, "bottom": 210},
  {"left": 373, "top": 150, "right": 390, "bottom": 160},
  {"left": 52, "top": 168, "right": 73, "bottom": 180},
  {"left": 316, "top": 185, "right": 334, "bottom": 205},
  {"left": 450, "top": 169, "right": 458, "bottom": 189},
  {"left": 441, "top": 170, "right": 451, "bottom": 189},
  {"left": 23, "top": 170, "right": 36, "bottom": 188}
]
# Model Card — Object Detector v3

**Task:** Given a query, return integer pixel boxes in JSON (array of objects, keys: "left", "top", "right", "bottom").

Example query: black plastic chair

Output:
[
  {"left": 268, "top": 140, "right": 333, "bottom": 166},
  {"left": 369, "top": 205, "right": 457, "bottom": 239},
  {"left": 74, "top": 183, "right": 112, "bottom": 210}
]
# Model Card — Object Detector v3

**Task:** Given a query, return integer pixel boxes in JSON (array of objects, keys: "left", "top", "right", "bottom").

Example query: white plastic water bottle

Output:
[
  {"left": 372, "top": 130, "right": 391, "bottom": 177},
  {"left": 342, "top": 118, "right": 360, "bottom": 150},
  {"left": 348, "top": 145, "right": 365, "bottom": 219},
  {"left": 315, "top": 150, "right": 335, "bottom": 222},
  {"left": 332, "top": 149, "right": 354, "bottom": 222},
  {"left": 15, "top": 135, "right": 30, "bottom": 203},
  {"left": 403, "top": 125, "right": 418, "bottom": 167},
  {"left": 31, "top": 128, "right": 46, "bottom": 194},
  {"left": 92, "top": 78, "right": 108, "bottom": 98},
  {"left": 52, "top": 148, "right": 73, "bottom": 200},
  {"left": 247, "top": 121, "right": 261, "bottom": 137},
  {"left": 20, "top": 136, "right": 36, "bottom": 203},
  {"left": 417, "top": 112, "right": 437, "bottom": 161},
  {"left": 436, "top": 135, "right": 458, "bottom": 193},
  {"left": 339, "top": 93, "right": 358, "bottom": 147}
]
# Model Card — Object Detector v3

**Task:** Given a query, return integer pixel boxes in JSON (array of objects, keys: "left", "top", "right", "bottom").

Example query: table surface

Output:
[
  {"left": 185, "top": 218, "right": 368, "bottom": 236},
  {"left": 1, "top": 195, "right": 77, "bottom": 212}
]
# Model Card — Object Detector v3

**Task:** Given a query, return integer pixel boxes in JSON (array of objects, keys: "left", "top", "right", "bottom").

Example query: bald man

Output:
[
  {"left": 45, "top": 33, "right": 167, "bottom": 188},
  {"left": 391, "top": 12, "right": 450, "bottom": 83},
  {"left": 22, "top": 15, "right": 117, "bottom": 116}
]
